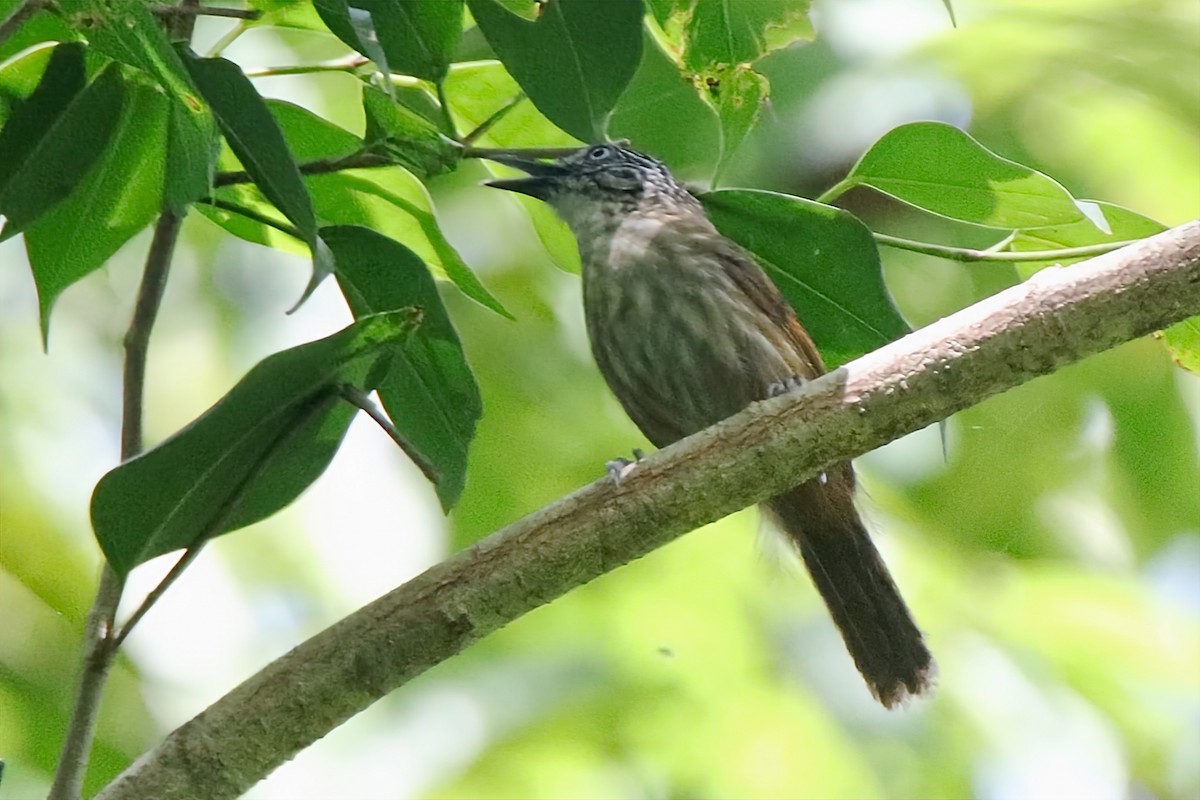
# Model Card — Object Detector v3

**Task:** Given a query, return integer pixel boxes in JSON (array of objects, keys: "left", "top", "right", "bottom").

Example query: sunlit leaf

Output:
[
  {"left": 844, "top": 121, "right": 1092, "bottom": 230},
  {"left": 362, "top": 84, "right": 461, "bottom": 177},
  {"left": 1156, "top": 317, "right": 1200, "bottom": 375},
  {"left": 91, "top": 310, "right": 421, "bottom": 576},
  {"left": 315, "top": 0, "right": 464, "bottom": 81},
  {"left": 1010, "top": 200, "right": 1167, "bottom": 277},
  {"left": 702, "top": 189, "right": 909, "bottom": 367},
  {"left": 328, "top": 225, "right": 482, "bottom": 507},
  {"left": 466, "top": 0, "right": 643, "bottom": 141}
]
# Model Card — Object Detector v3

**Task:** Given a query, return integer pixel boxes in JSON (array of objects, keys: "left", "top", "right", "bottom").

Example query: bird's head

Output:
[{"left": 484, "top": 143, "right": 694, "bottom": 230}]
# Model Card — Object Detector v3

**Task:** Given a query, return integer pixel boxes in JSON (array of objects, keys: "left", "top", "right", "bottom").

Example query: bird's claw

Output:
[
  {"left": 767, "top": 375, "right": 806, "bottom": 397},
  {"left": 605, "top": 448, "right": 645, "bottom": 486}
]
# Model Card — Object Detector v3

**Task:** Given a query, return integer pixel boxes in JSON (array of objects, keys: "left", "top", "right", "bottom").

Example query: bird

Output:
[{"left": 485, "top": 142, "right": 934, "bottom": 707}]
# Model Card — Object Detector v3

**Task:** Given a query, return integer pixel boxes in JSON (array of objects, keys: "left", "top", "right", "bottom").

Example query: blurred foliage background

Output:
[{"left": 1, "top": 0, "right": 1198, "bottom": 798}]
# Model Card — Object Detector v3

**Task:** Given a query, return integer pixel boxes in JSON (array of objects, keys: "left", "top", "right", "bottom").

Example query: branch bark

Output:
[{"left": 97, "top": 222, "right": 1200, "bottom": 800}]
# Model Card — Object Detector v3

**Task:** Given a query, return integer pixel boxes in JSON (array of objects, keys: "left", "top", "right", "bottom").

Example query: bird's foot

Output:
[
  {"left": 767, "top": 375, "right": 806, "bottom": 397},
  {"left": 605, "top": 448, "right": 645, "bottom": 486}
]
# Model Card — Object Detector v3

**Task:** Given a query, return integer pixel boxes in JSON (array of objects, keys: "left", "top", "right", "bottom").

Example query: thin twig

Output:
[
  {"left": 435, "top": 79, "right": 458, "bottom": 139},
  {"left": 152, "top": 4, "right": 260, "bottom": 21},
  {"left": 49, "top": 210, "right": 184, "bottom": 800},
  {"left": 339, "top": 384, "right": 441, "bottom": 484},
  {"left": 874, "top": 232, "right": 1137, "bottom": 262},
  {"left": 462, "top": 92, "right": 527, "bottom": 146},
  {"left": 465, "top": 145, "right": 584, "bottom": 160},
  {"left": 205, "top": 19, "right": 248, "bottom": 57},
  {"left": 213, "top": 151, "right": 394, "bottom": 187},
  {"left": 243, "top": 55, "right": 368, "bottom": 79},
  {"left": 199, "top": 197, "right": 305, "bottom": 240},
  {"left": 0, "top": 0, "right": 48, "bottom": 52}
]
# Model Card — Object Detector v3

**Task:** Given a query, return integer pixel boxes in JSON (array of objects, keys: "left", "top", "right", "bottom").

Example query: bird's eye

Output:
[{"left": 588, "top": 145, "right": 611, "bottom": 161}]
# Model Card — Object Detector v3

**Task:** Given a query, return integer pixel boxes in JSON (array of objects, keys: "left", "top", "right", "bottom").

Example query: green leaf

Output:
[
  {"left": 466, "top": 0, "right": 643, "bottom": 141},
  {"left": 0, "top": 42, "right": 85, "bottom": 191},
  {"left": 91, "top": 310, "right": 421, "bottom": 576},
  {"left": 57, "top": 0, "right": 216, "bottom": 207},
  {"left": 327, "top": 225, "right": 482, "bottom": 508},
  {"left": 442, "top": 60, "right": 579, "bottom": 148},
  {"left": 681, "top": 0, "right": 814, "bottom": 72},
  {"left": 701, "top": 189, "right": 909, "bottom": 367},
  {"left": 608, "top": 27, "right": 720, "bottom": 173},
  {"left": 709, "top": 64, "right": 769, "bottom": 184},
  {"left": 26, "top": 82, "right": 167, "bottom": 345},
  {"left": 181, "top": 52, "right": 332, "bottom": 304},
  {"left": 1010, "top": 201, "right": 1167, "bottom": 277},
  {"left": 267, "top": 98, "right": 362, "bottom": 163},
  {"left": 0, "top": 63, "right": 125, "bottom": 238},
  {"left": 843, "top": 121, "right": 1091, "bottom": 230},
  {"left": 362, "top": 84, "right": 461, "bottom": 177},
  {"left": 1156, "top": 317, "right": 1200, "bottom": 375},
  {"left": 315, "top": 0, "right": 464, "bottom": 81}
]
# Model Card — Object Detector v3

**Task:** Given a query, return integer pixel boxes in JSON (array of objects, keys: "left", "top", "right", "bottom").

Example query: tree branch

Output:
[
  {"left": 96, "top": 222, "right": 1200, "bottom": 800},
  {"left": 51, "top": 210, "right": 184, "bottom": 800}
]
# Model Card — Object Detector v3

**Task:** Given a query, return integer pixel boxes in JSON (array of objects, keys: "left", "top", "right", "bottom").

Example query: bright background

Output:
[{"left": 1, "top": 0, "right": 1198, "bottom": 798}]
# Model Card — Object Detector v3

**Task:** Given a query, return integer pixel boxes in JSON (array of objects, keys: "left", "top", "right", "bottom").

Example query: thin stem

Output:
[
  {"left": 199, "top": 197, "right": 305, "bottom": 240},
  {"left": 206, "top": 19, "right": 247, "bottom": 57},
  {"left": 213, "top": 151, "right": 393, "bottom": 187},
  {"left": 874, "top": 232, "right": 1137, "bottom": 263},
  {"left": 243, "top": 55, "right": 367, "bottom": 79},
  {"left": 814, "top": 177, "right": 855, "bottom": 206},
  {"left": 339, "top": 384, "right": 440, "bottom": 485},
  {"left": 462, "top": 92, "right": 526, "bottom": 146},
  {"left": 0, "top": 0, "right": 48, "bottom": 51},
  {"left": 465, "top": 145, "right": 584, "bottom": 160},
  {"left": 49, "top": 210, "right": 184, "bottom": 800},
  {"left": 153, "top": 4, "right": 260, "bottom": 20},
  {"left": 435, "top": 79, "right": 458, "bottom": 140}
]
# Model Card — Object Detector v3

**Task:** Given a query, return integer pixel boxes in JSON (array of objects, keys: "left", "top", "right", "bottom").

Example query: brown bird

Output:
[{"left": 487, "top": 143, "right": 933, "bottom": 707}]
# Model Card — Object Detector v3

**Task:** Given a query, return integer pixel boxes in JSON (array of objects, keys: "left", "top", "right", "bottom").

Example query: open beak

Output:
[{"left": 482, "top": 154, "right": 567, "bottom": 201}]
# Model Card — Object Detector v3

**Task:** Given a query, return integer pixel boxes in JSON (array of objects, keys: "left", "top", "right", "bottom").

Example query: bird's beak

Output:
[{"left": 482, "top": 154, "right": 567, "bottom": 201}]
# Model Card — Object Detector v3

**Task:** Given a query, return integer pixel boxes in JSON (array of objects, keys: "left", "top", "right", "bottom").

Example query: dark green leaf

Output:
[
  {"left": 466, "top": 0, "right": 643, "bottom": 141},
  {"left": 327, "top": 225, "right": 482, "bottom": 508},
  {"left": 845, "top": 121, "right": 1091, "bottom": 230},
  {"left": 0, "top": 64, "right": 125, "bottom": 238},
  {"left": 682, "top": 0, "right": 814, "bottom": 72},
  {"left": 91, "top": 310, "right": 421, "bottom": 576},
  {"left": 181, "top": 52, "right": 332, "bottom": 301},
  {"left": 316, "top": 0, "right": 464, "bottom": 81},
  {"left": 0, "top": 42, "right": 85, "bottom": 192},
  {"left": 362, "top": 84, "right": 461, "bottom": 177},
  {"left": 702, "top": 189, "right": 909, "bottom": 367},
  {"left": 26, "top": 83, "right": 168, "bottom": 344},
  {"left": 314, "top": 0, "right": 392, "bottom": 75}
]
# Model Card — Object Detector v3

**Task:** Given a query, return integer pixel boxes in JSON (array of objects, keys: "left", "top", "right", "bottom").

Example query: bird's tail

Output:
[{"left": 767, "top": 468, "right": 934, "bottom": 707}]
